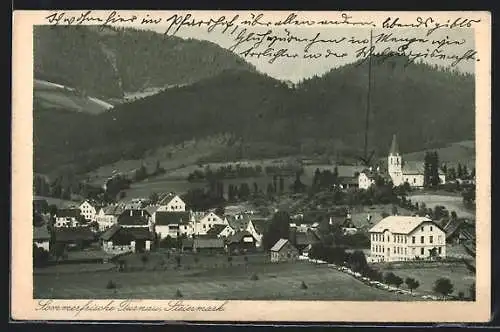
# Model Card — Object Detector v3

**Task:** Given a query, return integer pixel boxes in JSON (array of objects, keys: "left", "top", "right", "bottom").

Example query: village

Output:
[{"left": 33, "top": 135, "right": 477, "bottom": 301}]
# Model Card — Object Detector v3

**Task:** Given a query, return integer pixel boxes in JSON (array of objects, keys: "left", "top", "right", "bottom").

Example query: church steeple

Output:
[{"left": 389, "top": 134, "right": 399, "bottom": 155}]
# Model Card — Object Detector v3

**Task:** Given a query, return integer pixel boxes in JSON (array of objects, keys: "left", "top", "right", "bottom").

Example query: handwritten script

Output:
[
  {"left": 43, "top": 11, "right": 480, "bottom": 68},
  {"left": 35, "top": 299, "right": 228, "bottom": 316}
]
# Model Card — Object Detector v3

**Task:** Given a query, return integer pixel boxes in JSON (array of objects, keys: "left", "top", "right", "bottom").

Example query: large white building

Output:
[{"left": 369, "top": 216, "right": 446, "bottom": 262}]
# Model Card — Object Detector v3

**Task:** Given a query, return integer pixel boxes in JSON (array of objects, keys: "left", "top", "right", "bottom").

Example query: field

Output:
[
  {"left": 34, "top": 79, "right": 113, "bottom": 114},
  {"left": 376, "top": 262, "right": 475, "bottom": 297},
  {"left": 409, "top": 194, "right": 474, "bottom": 219},
  {"left": 34, "top": 253, "right": 416, "bottom": 301},
  {"left": 403, "top": 140, "right": 475, "bottom": 168}
]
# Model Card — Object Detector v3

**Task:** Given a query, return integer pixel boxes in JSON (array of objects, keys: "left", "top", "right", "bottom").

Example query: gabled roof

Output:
[
  {"left": 206, "top": 224, "right": 230, "bottom": 236},
  {"left": 368, "top": 216, "right": 439, "bottom": 234},
  {"left": 155, "top": 211, "right": 191, "bottom": 225},
  {"left": 33, "top": 225, "right": 51, "bottom": 241},
  {"left": 194, "top": 238, "right": 225, "bottom": 249},
  {"left": 103, "top": 205, "right": 126, "bottom": 216},
  {"left": 100, "top": 224, "right": 153, "bottom": 241},
  {"left": 270, "top": 238, "right": 290, "bottom": 252},
  {"left": 54, "top": 227, "right": 95, "bottom": 242},
  {"left": 158, "top": 193, "right": 180, "bottom": 206},
  {"left": 249, "top": 219, "right": 270, "bottom": 235},
  {"left": 402, "top": 161, "right": 445, "bottom": 176},
  {"left": 227, "top": 231, "right": 255, "bottom": 244},
  {"left": 295, "top": 230, "right": 321, "bottom": 246},
  {"left": 117, "top": 209, "right": 150, "bottom": 226},
  {"left": 56, "top": 209, "right": 82, "bottom": 218},
  {"left": 227, "top": 214, "right": 251, "bottom": 231}
]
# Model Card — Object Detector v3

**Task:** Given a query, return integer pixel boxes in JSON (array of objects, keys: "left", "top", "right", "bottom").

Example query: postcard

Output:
[{"left": 12, "top": 10, "right": 491, "bottom": 322}]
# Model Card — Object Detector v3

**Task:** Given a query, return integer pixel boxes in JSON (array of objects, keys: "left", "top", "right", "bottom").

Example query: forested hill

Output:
[
  {"left": 34, "top": 57, "right": 475, "bottom": 175},
  {"left": 33, "top": 26, "right": 257, "bottom": 99}
]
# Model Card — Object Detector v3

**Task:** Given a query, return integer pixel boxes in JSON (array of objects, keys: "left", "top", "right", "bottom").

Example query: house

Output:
[
  {"left": 54, "top": 209, "right": 84, "bottom": 228},
  {"left": 227, "top": 214, "right": 252, "bottom": 232},
  {"left": 387, "top": 134, "right": 446, "bottom": 187},
  {"left": 206, "top": 224, "right": 234, "bottom": 238},
  {"left": 226, "top": 231, "right": 257, "bottom": 254},
  {"left": 289, "top": 228, "right": 321, "bottom": 254},
  {"left": 245, "top": 218, "right": 269, "bottom": 248},
  {"left": 358, "top": 171, "right": 376, "bottom": 190},
  {"left": 33, "top": 225, "right": 51, "bottom": 252},
  {"left": 53, "top": 227, "right": 96, "bottom": 247},
  {"left": 270, "top": 238, "right": 299, "bottom": 263},
  {"left": 369, "top": 216, "right": 446, "bottom": 262},
  {"left": 338, "top": 176, "right": 359, "bottom": 190},
  {"left": 193, "top": 238, "right": 225, "bottom": 254},
  {"left": 156, "top": 193, "right": 186, "bottom": 212},
  {"left": 117, "top": 209, "right": 152, "bottom": 228},
  {"left": 192, "top": 212, "right": 227, "bottom": 236},
  {"left": 154, "top": 211, "right": 192, "bottom": 239},
  {"left": 100, "top": 224, "right": 153, "bottom": 254},
  {"left": 79, "top": 200, "right": 103, "bottom": 222},
  {"left": 96, "top": 205, "right": 125, "bottom": 231},
  {"left": 444, "top": 218, "right": 475, "bottom": 244}
]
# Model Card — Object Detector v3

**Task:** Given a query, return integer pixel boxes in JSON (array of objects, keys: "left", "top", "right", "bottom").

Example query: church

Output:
[{"left": 387, "top": 134, "right": 446, "bottom": 188}]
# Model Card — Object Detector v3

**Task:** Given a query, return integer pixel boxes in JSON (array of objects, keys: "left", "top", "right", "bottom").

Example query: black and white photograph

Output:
[{"left": 12, "top": 10, "right": 491, "bottom": 322}]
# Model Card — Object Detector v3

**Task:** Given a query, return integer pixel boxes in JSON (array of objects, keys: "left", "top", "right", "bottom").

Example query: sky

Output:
[{"left": 144, "top": 24, "right": 476, "bottom": 83}]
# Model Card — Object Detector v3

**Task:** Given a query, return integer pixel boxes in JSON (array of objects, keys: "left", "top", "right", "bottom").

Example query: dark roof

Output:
[
  {"left": 56, "top": 209, "right": 81, "bottom": 218},
  {"left": 54, "top": 227, "right": 95, "bottom": 242},
  {"left": 227, "top": 231, "right": 255, "bottom": 244},
  {"left": 103, "top": 205, "right": 126, "bottom": 216},
  {"left": 155, "top": 211, "right": 191, "bottom": 225},
  {"left": 295, "top": 230, "right": 321, "bottom": 246},
  {"left": 158, "top": 193, "right": 177, "bottom": 205},
  {"left": 194, "top": 238, "right": 225, "bottom": 249},
  {"left": 33, "top": 225, "right": 51, "bottom": 241},
  {"left": 206, "top": 224, "right": 229, "bottom": 236},
  {"left": 100, "top": 224, "right": 153, "bottom": 241},
  {"left": 249, "top": 219, "right": 269, "bottom": 235},
  {"left": 117, "top": 209, "right": 150, "bottom": 226},
  {"left": 389, "top": 134, "right": 399, "bottom": 155},
  {"left": 227, "top": 215, "right": 251, "bottom": 231}
]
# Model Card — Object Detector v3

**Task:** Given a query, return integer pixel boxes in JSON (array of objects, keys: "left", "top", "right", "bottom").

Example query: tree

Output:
[
  {"left": 433, "top": 278, "right": 454, "bottom": 298},
  {"left": 279, "top": 176, "right": 285, "bottom": 193},
  {"left": 393, "top": 275, "right": 404, "bottom": 288},
  {"left": 253, "top": 182, "right": 259, "bottom": 195},
  {"left": 430, "top": 151, "right": 440, "bottom": 187},
  {"left": 266, "top": 183, "right": 275, "bottom": 197},
  {"left": 312, "top": 168, "right": 321, "bottom": 191},
  {"left": 391, "top": 205, "right": 398, "bottom": 216},
  {"left": 262, "top": 211, "right": 291, "bottom": 250},
  {"left": 291, "top": 171, "right": 306, "bottom": 193},
  {"left": 346, "top": 250, "right": 368, "bottom": 273},
  {"left": 405, "top": 277, "right": 420, "bottom": 293},
  {"left": 423, "top": 152, "right": 432, "bottom": 187},
  {"left": 238, "top": 183, "right": 251, "bottom": 200},
  {"left": 273, "top": 175, "right": 278, "bottom": 192}
]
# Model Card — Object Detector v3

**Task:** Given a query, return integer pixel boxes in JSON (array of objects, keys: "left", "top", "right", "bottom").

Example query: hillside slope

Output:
[
  {"left": 33, "top": 26, "right": 257, "bottom": 100},
  {"left": 34, "top": 57, "right": 475, "bottom": 175}
]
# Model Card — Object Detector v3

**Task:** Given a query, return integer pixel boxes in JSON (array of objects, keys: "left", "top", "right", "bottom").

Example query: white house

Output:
[
  {"left": 54, "top": 209, "right": 83, "bottom": 228},
  {"left": 369, "top": 216, "right": 446, "bottom": 263},
  {"left": 156, "top": 194, "right": 186, "bottom": 212},
  {"left": 358, "top": 171, "right": 376, "bottom": 190},
  {"left": 95, "top": 205, "right": 124, "bottom": 231},
  {"left": 192, "top": 212, "right": 227, "bottom": 236},
  {"left": 79, "top": 200, "right": 102, "bottom": 222},
  {"left": 246, "top": 218, "right": 269, "bottom": 248},
  {"left": 154, "top": 211, "right": 193, "bottom": 239},
  {"left": 388, "top": 134, "right": 446, "bottom": 188}
]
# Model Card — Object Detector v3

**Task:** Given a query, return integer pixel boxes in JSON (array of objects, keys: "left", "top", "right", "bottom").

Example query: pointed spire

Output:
[{"left": 389, "top": 134, "right": 399, "bottom": 155}]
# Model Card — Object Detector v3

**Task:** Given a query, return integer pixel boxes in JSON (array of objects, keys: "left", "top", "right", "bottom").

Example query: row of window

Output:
[
  {"left": 411, "top": 235, "right": 441, "bottom": 244},
  {"left": 371, "top": 246, "right": 443, "bottom": 256}
]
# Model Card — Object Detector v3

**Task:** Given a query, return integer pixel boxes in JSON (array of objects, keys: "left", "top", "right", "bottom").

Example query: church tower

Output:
[{"left": 388, "top": 134, "right": 403, "bottom": 186}]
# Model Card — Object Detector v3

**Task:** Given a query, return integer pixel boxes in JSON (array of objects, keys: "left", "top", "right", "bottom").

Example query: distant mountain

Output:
[
  {"left": 34, "top": 55, "right": 475, "bottom": 176},
  {"left": 34, "top": 26, "right": 257, "bottom": 100}
]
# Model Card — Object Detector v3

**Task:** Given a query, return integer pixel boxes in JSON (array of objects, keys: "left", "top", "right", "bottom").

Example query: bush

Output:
[
  {"left": 106, "top": 280, "right": 117, "bottom": 289},
  {"left": 250, "top": 273, "right": 259, "bottom": 281},
  {"left": 175, "top": 289, "right": 183, "bottom": 298},
  {"left": 433, "top": 278, "right": 454, "bottom": 298},
  {"left": 300, "top": 281, "right": 308, "bottom": 289},
  {"left": 458, "top": 291, "right": 465, "bottom": 300}
]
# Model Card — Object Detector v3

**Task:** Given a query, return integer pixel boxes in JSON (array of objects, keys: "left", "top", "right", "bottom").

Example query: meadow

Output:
[
  {"left": 408, "top": 194, "right": 474, "bottom": 219},
  {"left": 34, "top": 253, "right": 416, "bottom": 301}
]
